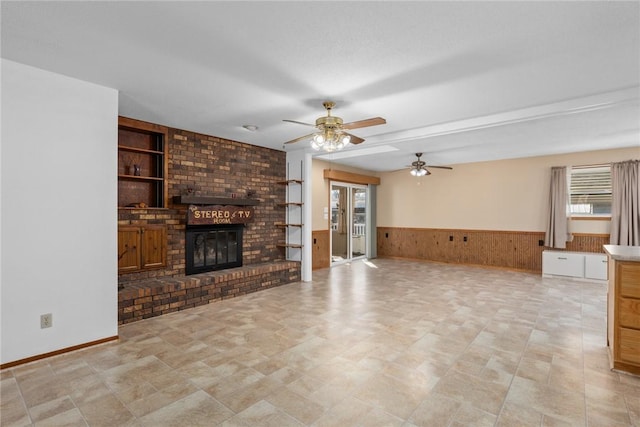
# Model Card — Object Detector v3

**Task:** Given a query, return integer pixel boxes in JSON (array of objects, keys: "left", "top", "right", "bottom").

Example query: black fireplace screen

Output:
[{"left": 186, "top": 226, "right": 242, "bottom": 275}]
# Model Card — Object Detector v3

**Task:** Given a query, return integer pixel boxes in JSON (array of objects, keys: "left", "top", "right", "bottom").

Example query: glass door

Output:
[{"left": 330, "top": 182, "right": 367, "bottom": 264}]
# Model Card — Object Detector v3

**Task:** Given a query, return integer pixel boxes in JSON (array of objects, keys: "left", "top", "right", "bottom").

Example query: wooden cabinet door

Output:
[
  {"left": 141, "top": 225, "right": 166, "bottom": 269},
  {"left": 118, "top": 227, "right": 141, "bottom": 272}
]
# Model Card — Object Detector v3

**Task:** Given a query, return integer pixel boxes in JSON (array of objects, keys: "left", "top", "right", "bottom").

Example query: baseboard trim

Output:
[
  {"left": 0, "top": 335, "right": 119, "bottom": 370},
  {"left": 377, "top": 255, "right": 540, "bottom": 274}
]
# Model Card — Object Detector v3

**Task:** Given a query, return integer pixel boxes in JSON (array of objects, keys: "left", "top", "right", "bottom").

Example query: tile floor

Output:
[{"left": 2, "top": 259, "right": 639, "bottom": 426}]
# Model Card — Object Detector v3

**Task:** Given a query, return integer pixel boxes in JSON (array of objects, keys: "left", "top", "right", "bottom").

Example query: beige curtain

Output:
[
  {"left": 610, "top": 160, "right": 640, "bottom": 246},
  {"left": 544, "top": 166, "right": 573, "bottom": 249}
]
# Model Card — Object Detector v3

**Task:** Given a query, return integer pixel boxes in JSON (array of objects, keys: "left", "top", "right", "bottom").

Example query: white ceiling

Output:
[{"left": 2, "top": 1, "right": 639, "bottom": 172}]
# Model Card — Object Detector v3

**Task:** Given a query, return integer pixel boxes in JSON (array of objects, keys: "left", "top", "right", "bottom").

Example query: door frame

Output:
[{"left": 329, "top": 181, "right": 368, "bottom": 266}]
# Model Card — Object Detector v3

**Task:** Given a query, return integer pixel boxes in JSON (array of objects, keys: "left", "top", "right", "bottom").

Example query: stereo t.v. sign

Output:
[{"left": 187, "top": 205, "right": 254, "bottom": 225}]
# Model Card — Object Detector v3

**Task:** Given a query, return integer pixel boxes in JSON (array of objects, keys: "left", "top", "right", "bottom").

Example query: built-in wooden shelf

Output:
[
  {"left": 118, "top": 207, "right": 169, "bottom": 211},
  {"left": 118, "top": 117, "right": 167, "bottom": 209},
  {"left": 277, "top": 180, "right": 303, "bottom": 185},
  {"left": 118, "top": 174, "right": 164, "bottom": 181},
  {"left": 118, "top": 145, "right": 164, "bottom": 155},
  {"left": 172, "top": 195, "right": 259, "bottom": 206},
  {"left": 278, "top": 202, "right": 303, "bottom": 207},
  {"left": 275, "top": 223, "right": 303, "bottom": 227},
  {"left": 277, "top": 243, "right": 303, "bottom": 248}
]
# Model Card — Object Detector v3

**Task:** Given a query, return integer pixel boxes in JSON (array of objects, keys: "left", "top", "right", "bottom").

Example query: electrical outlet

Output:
[{"left": 40, "top": 313, "right": 52, "bottom": 329}]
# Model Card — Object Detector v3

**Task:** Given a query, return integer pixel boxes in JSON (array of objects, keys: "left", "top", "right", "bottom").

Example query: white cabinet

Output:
[
  {"left": 542, "top": 250, "right": 607, "bottom": 281},
  {"left": 542, "top": 251, "right": 584, "bottom": 277},
  {"left": 585, "top": 253, "right": 608, "bottom": 280}
]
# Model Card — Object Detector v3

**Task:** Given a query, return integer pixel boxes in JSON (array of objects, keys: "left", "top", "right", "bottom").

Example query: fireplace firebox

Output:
[{"left": 186, "top": 225, "right": 243, "bottom": 275}]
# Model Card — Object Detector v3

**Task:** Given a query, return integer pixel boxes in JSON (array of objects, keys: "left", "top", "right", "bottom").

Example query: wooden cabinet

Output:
[
  {"left": 606, "top": 246, "right": 640, "bottom": 376},
  {"left": 118, "top": 226, "right": 166, "bottom": 273},
  {"left": 118, "top": 117, "right": 168, "bottom": 208}
]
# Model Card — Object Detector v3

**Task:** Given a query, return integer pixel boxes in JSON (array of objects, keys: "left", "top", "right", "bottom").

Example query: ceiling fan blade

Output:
[
  {"left": 426, "top": 165, "right": 453, "bottom": 170},
  {"left": 342, "top": 117, "right": 386, "bottom": 130},
  {"left": 344, "top": 132, "right": 365, "bottom": 145},
  {"left": 283, "top": 119, "right": 316, "bottom": 127},
  {"left": 284, "top": 133, "right": 314, "bottom": 144}
]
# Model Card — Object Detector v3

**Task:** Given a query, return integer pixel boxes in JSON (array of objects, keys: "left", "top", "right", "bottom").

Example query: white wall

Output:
[
  {"left": 1, "top": 60, "right": 118, "bottom": 365},
  {"left": 377, "top": 147, "right": 639, "bottom": 233}
]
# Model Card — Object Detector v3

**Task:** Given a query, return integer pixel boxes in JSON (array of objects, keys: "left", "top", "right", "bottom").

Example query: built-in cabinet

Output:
[
  {"left": 605, "top": 245, "right": 640, "bottom": 376},
  {"left": 118, "top": 226, "right": 167, "bottom": 273},
  {"left": 118, "top": 117, "right": 168, "bottom": 275},
  {"left": 542, "top": 250, "right": 608, "bottom": 281}
]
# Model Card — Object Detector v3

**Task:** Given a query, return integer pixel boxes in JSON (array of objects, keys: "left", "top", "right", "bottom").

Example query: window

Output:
[{"left": 570, "top": 165, "right": 612, "bottom": 216}]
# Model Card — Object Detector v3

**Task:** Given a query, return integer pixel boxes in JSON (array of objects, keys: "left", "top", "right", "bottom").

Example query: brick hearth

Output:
[{"left": 118, "top": 261, "right": 300, "bottom": 324}]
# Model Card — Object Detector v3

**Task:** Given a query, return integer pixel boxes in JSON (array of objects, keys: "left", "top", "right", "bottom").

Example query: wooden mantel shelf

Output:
[{"left": 172, "top": 195, "right": 259, "bottom": 206}]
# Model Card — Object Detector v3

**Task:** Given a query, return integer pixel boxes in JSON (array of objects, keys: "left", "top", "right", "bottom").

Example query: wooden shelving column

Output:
[{"left": 277, "top": 168, "right": 304, "bottom": 258}]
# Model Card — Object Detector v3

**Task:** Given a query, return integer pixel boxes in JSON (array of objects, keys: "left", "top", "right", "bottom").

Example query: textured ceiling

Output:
[{"left": 2, "top": 1, "right": 638, "bottom": 171}]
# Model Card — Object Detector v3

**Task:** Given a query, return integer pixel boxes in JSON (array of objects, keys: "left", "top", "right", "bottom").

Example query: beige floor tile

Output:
[
  {"left": 1, "top": 377, "right": 30, "bottom": 425},
  {"left": 311, "top": 396, "right": 401, "bottom": 427},
  {"left": 516, "top": 356, "right": 551, "bottom": 383},
  {"left": 33, "top": 408, "right": 88, "bottom": 427},
  {"left": 28, "top": 395, "right": 76, "bottom": 423},
  {"left": 265, "top": 387, "right": 326, "bottom": 425},
  {"left": 433, "top": 370, "right": 510, "bottom": 415},
  {"left": 220, "top": 400, "right": 304, "bottom": 427},
  {"left": 216, "top": 376, "right": 284, "bottom": 413},
  {"left": 506, "top": 376, "right": 586, "bottom": 425},
  {"left": 496, "top": 401, "right": 543, "bottom": 426},
  {"left": 585, "top": 384, "right": 632, "bottom": 425},
  {"left": 125, "top": 380, "right": 199, "bottom": 418},
  {"left": 408, "top": 392, "right": 461, "bottom": 426},
  {"left": 138, "top": 390, "right": 233, "bottom": 426},
  {"left": 76, "top": 393, "right": 134, "bottom": 427},
  {"left": 452, "top": 402, "right": 496, "bottom": 427},
  {"left": 354, "top": 373, "right": 432, "bottom": 419}
]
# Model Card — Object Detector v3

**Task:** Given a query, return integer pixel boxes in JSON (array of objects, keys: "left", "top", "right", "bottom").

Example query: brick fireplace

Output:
[{"left": 117, "top": 118, "right": 300, "bottom": 324}]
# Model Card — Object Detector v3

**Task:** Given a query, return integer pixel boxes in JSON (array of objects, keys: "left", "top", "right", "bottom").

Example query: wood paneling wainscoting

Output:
[
  {"left": 377, "top": 227, "right": 609, "bottom": 272},
  {"left": 312, "top": 230, "right": 330, "bottom": 270}
]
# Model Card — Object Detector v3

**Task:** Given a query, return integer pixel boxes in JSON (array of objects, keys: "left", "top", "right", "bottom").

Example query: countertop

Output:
[{"left": 603, "top": 244, "right": 640, "bottom": 262}]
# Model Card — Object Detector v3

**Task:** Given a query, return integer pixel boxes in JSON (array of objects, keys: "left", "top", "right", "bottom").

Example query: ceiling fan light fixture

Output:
[
  {"left": 284, "top": 101, "right": 386, "bottom": 152},
  {"left": 310, "top": 130, "right": 351, "bottom": 152},
  {"left": 410, "top": 167, "right": 428, "bottom": 177}
]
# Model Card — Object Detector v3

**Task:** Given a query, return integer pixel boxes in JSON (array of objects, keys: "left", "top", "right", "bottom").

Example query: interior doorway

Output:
[{"left": 330, "top": 182, "right": 368, "bottom": 264}]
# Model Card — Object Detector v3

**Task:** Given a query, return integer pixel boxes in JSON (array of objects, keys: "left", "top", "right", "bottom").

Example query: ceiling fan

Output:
[
  {"left": 405, "top": 153, "right": 453, "bottom": 176},
  {"left": 283, "top": 101, "right": 386, "bottom": 152}
]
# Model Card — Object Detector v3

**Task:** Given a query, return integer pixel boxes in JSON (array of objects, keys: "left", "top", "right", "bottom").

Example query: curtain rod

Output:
[{"left": 571, "top": 163, "right": 610, "bottom": 169}]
